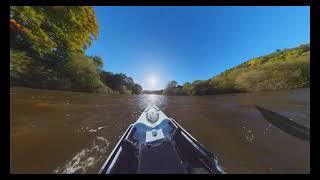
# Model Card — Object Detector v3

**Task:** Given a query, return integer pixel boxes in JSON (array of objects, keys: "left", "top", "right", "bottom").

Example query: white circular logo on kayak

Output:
[{"left": 146, "top": 107, "right": 159, "bottom": 123}]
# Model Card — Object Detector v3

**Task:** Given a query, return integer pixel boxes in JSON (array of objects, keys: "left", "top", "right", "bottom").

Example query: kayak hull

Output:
[{"left": 99, "top": 105, "right": 224, "bottom": 174}]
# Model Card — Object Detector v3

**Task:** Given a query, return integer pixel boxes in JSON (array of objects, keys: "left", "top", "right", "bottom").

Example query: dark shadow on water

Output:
[{"left": 255, "top": 105, "right": 310, "bottom": 142}]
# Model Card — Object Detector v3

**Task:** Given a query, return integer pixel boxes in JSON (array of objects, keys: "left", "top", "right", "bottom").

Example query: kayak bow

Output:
[{"left": 99, "top": 105, "right": 225, "bottom": 174}]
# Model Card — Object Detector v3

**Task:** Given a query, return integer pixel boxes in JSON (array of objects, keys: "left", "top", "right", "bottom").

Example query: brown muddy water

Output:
[{"left": 10, "top": 87, "right": 310, "bottom": 174}]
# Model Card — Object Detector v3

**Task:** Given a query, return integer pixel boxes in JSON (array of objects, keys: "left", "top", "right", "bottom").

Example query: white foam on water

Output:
[
  {"left": 97, "top": 136, "right": 110, "bottom": 145},
  {"left": 244, "top": 130, "right": 255, "bottom": 143},
  {"left": 97, "top": 126, "right": 108, "bottom": 130},
  {"left": 54, "top": 136, "right": 110, "bottom": 174}
]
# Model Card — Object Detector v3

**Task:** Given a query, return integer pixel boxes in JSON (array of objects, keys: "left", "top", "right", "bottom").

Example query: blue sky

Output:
[{"left": 86, "top": 6, "right": 310, "bottom": 90}]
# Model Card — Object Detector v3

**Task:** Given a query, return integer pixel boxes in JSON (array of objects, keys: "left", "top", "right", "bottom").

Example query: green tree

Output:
[
  {"left": 64, "top": 54, "right": 111, "bottom": 93},
  {"left": 182, "top": 82, "right": 194, "bottom": 96},
  {"left": 191, "top": 80, "right": 212, "bottom": 95},
  {"left": 164, "top": 80, "right": 178, "bottom": 95},
  {"left": 10, "top": 6, "right": 99, "bottom": 58},
  {"left": 99, "top": 71, "right": 142, "bottom": 94},
  {"left": 132, "top": 83, "right": 143, "bottom": 94},
  {"left": 88, "top": 55, "right": 103, "bottom": 71},
  {"left": 166, "top": 81, "right": 178, "bottom": 89}
]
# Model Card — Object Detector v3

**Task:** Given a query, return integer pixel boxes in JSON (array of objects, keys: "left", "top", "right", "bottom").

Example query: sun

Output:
[
  {"left": 148, "top": 76, "right": 157, "bottom": 88},
  {"left": 148, "top": 76, "right": 156, "bottom": 85}
]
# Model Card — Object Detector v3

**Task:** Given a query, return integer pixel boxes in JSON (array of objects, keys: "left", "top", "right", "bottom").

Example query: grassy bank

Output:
[{"left": 164, "top": 44, "right": 310, "bottom": 96}]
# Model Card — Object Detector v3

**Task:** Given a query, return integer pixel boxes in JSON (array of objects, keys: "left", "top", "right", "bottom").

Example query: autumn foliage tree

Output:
[
  {"left": 10, "top": 6, "right": 99, "bottom": 58},
  {"left": 10, "top": 6, "right": 109, "bottom": 93}
]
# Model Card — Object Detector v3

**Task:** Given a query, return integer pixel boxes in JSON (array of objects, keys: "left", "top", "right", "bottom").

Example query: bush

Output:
[
  {"left": 10, "top": 49, "right": 32, "bottom": 82},
  {"left": 64, "top": 54, "right": 112, "bottom": 93},
  {"left": 182, "top": 82, "right": 194, "bottom": 96},
  {"left": 232, "top": 49, "right": 309, "bottom": 91}
]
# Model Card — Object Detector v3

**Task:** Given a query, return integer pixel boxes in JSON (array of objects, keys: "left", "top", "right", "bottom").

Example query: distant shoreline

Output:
[
  {"left": 10, "top": 86, "right": 309, "bottom": 97},
  {"left": 141, "top": 87, "right": 310, "bottom": 96}
]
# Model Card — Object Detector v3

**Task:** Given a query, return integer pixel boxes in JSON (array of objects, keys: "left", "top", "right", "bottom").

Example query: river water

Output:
[{"left": 10, "top": 87, "right": 310, "bottom": 174}]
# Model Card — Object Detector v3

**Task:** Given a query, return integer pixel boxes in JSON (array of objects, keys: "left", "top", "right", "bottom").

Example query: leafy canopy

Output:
[{"left": 10, "top": 6, "right": 99, "bottom": 58}]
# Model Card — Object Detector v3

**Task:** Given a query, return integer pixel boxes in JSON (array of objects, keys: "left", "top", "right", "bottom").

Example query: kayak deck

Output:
[{"left": 99, "top": 105, "right": 224, "bottom": 174}]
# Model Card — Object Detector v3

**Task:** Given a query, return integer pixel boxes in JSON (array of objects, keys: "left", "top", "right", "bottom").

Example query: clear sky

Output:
[{"left": 86, "top": 6, "right": 310, "bottom": 90}]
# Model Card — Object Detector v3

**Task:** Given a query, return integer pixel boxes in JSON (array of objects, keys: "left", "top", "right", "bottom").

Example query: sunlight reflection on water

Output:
[{"left": 137, "top": 94, "right": 168, "bottom": 110}]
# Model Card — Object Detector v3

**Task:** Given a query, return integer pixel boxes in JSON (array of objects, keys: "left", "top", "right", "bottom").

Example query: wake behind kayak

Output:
[{"left": 99, "top": 105, "right": 225, "bottom": 174}]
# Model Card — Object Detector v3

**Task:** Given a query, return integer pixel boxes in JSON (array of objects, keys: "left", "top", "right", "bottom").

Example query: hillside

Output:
[{"left": 165, "top": 44, "right": 310, "bottom": 95}]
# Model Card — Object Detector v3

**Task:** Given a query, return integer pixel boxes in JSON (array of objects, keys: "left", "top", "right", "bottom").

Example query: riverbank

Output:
[
  {"left": 10, "top": 7, "right": 142, "bottom": 95},
  {"left": 163, "top": 44, "right": 310, "bottom": 96}
]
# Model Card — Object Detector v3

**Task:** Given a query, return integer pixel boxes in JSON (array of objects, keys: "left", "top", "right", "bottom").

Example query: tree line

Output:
[
  {"left": 164, "top": 44, "right": 310, "bottom": 96},
  {"left": 10, "top": 6, "right": 142, "bottom": 95}
]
